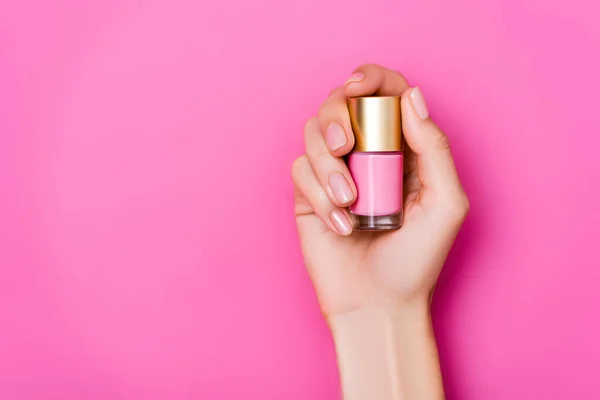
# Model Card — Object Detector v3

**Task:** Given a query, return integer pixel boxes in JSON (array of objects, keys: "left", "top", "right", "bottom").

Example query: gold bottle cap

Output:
[{"left": 348, "top": 96, "right": 403, "bottom": 152}]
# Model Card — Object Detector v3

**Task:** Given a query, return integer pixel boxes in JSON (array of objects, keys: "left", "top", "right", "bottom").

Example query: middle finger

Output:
[
  {"left": 318, "top": 87, "right": 355, "bottom": 157},
  {"left": 304, "top": 117, "right": 357, "bottom": 208}
]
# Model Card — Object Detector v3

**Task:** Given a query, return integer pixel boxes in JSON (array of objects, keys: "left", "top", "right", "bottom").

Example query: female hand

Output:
[
  {"left": 292, "top": 64, "right": 469, "bottom": 318},
  {"left": 292, "top": 64, "right": 469, "bottom": 399}
]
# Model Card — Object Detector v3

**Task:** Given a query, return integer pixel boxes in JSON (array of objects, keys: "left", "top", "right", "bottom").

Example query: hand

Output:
[{"left": 292, "top": 64, "right": 469, "bottom": 319}]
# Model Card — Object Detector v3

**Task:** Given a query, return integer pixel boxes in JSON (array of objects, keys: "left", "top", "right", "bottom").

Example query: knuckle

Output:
[
  {"left": 462, "top": 194, "right": 471, "bottom": 214},
  {"left": 354, "top": 63, "right": 381, "bottom": 80},
  {"left": 445, "top": 191, "right": 470, "bottom": 221},
  {"left": 303, "top": 117, "right": 319, "bottom": 141},
  {"left": 303, "top": 117, "right": 318, "bottom": 134},
  {"left": 314, "top": 144, "right": 331, "bottom": 161},
  {"left": 317, "top": 102, "right": 329, "bottom": 120},
  {"left": 327, "top": 86, "right": 344, "bottom": 98},
  {"left": 318, "top": 94, "right": 345, "bottom": 119},
  {"left": 390, "top": 68, "right": 408, "bottom": 81},
  {"left": 435, "top": 133, "right": 451, "bottom": 151},
  {"left": 291, "top": 155, "right": 308, "bottom": 180}
]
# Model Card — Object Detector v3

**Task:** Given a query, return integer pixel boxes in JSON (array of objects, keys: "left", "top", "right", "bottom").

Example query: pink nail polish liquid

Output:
[
  {"left": 347, "top": 96, "right": 404, "bottom": 231},
  {"left": 348, "top": 152, "right": 403, "bottom": 230}
]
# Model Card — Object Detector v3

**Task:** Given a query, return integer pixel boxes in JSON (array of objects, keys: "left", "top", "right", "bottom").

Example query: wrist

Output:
[
  {"left": 329, "top": 303, "right": 443, "bottom": 400},
  {"left": 329, "top": 300, "right": 431, "bottom": 330}
]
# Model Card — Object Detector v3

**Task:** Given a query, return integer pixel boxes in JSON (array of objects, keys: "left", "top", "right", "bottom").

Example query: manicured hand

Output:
[{"left": 292, "top": 64, "right": 469, "bottom": 318}]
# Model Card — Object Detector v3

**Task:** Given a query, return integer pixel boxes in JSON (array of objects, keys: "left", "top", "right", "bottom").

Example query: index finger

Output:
[{"left": 344, "top": 64, "right": 410, "bottom": 97}]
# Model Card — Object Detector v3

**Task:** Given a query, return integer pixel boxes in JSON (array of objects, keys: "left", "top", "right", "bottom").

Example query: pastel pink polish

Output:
[
  {"left": 330, "top": 209, "right": 353, "bottom": 235},
  {"left": 347, "top": 96, "right": 404, "bottom": 231}
]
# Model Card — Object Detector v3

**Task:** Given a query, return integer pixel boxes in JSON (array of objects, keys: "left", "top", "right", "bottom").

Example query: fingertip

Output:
[
  {"left": 343, "top": 80, "right": 370, "bottom": 98},
  {"left": 409, "top": 87, "right": 429, "bottom": 120},
  {"left": 401, "top": 88, "right": 419, "bottom": 130},
  {"left": 401, "top": 87, "right": 413, "bottom": 100},
  {"left": 401, "top": 87, "right": 438, "bottom": 140},
  {"left": 344, "top": 71, "right": 365, "bottom": 87},
  {"left": 401, "top": 88, "right": 435, "bottom": 156},
  {"left": 328, "top": 172, "right": 357, "bottom": 207},
  {"left": 402, "top": 88, "right": 429, "bottom": 124},
  {"left": 345, "top": 64, "right": 409, "bottom": 97},
  {"left": 330, "top": 208, "right": 353, "bottom": 236},
  {"left": 400, "top": 88, "right": 460, "bottom": 196},
  {"left": 401, "top": 86, "right": 416, "bottom": 107},
  {"left": 303, "top": 116, "right": 320, "bottom": 137},
  {"left": 318, "top": 92, "right": 356, "bottom": 156},
  {"left": 343, "top": 64, "right": 383, "bottom": 97},
  {"left": 323, "top": 122, "right": 355, "bottom": 157}
]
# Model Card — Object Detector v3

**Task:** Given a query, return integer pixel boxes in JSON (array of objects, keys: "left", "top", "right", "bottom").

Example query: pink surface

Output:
[
  {"left": 348, "top": 153, "right": 403, "bottom": 216},
  {"left": 1, "top": 0, "right": 599, "bottom": 399}
]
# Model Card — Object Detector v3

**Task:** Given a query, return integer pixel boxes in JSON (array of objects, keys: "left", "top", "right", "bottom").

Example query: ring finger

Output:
[{"left": 292, "top": 155, "right": 353, "bottom": 236}]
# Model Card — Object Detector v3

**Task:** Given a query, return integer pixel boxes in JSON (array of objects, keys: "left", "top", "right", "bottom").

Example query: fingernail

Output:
[
  {"left": 345, "top": 72, "right": 365, "bottom": 86},
  {"left": 410, "top": 87, "right": 429, "bottom": 120},
  {"left": 329, "top": 173, "right": 354, "bottom": 204},
  {"left": 325, "top": 123, "right": 347, "bottom": 151},
  {"left": 330, "top": 209, "right": 353, "bottom": 235}
]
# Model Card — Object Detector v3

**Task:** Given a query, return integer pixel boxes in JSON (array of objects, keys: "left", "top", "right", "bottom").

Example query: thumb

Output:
[{"left": 401, "top": 87, "right": 463, "bottom": 199}]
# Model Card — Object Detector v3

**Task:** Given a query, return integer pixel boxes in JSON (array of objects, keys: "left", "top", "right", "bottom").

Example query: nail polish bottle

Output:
[{"left": 347, "top": 96, "right": 403, "bottom": 231}]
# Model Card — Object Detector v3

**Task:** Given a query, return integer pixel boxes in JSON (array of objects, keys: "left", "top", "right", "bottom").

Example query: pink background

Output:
[{"left": 1, "top": 0, "right": 599, "bottom": 398}]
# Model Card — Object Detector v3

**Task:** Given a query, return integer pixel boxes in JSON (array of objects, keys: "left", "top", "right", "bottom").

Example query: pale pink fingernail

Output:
[
  {"left": 409, "top": 87, "right": 429, "bottom": 120},
  {"left": 345, "top": 72, "right": 365, "bottom": 86},
  {"left": 330, "top": 209, "right": 353, "bottom": 235},
  {"left": 325, "top": 123, "right": 347, "bottom": 151},
  {"left": 329, "top": 173, "right": 354, "bottom": 204}
]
